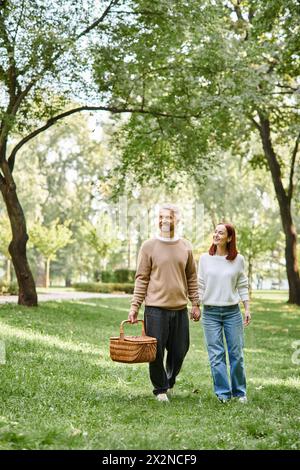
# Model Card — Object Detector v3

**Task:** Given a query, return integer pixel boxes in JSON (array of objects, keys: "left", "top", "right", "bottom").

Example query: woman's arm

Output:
[{"left": 237, "top": 256, "right": 251, "bottom": 327}]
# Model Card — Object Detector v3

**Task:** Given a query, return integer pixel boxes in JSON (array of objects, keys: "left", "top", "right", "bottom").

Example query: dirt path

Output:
[{"left": 0, "top": 291, "right": 131, "bottom": 304}]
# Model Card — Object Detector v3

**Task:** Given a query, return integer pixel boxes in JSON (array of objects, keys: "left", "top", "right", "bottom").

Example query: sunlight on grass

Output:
[
  {"left": 244, "top": 348, "right": 265, "bottom": 354},
  {"left": 250, "top": 376, "right": 300, "bottom": 388},
  {"left": 0, "top": 321, "right": 104, "bottom": 356},
  {"left": 69, "top": 300, "right": 129, "bottom": 313},
  {"left": 252, "top": 290, "right": 289, "bottom": 301}
]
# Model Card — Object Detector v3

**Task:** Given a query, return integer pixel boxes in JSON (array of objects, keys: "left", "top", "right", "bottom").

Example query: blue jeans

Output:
[{"left": 202, "top": 304, "right": 246, "bottom": 400}]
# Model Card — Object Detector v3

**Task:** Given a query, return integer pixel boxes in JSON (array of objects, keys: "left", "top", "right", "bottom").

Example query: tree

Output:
[
  {"left": 29, "top": 219, "right": 73, "bottom": 288},
  {"left": 103, "top": 1, "right": 300, "bottom": 304},
  {"left": 238, "top": 222, "right": 279, "bottom": 295},
  {"left": 81, "top": 215, "right": 121, "bottom": 280},
  {"left": 13, "top": 112, "right": 110, "bottom": 285}
]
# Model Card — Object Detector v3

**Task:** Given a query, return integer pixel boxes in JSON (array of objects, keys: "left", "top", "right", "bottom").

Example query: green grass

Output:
[{"left": 0, "top": 292, "right": 299, "bottom": 450}]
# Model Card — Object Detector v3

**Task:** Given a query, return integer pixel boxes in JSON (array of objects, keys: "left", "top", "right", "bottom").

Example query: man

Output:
[{"left": 128, "top": 203, "right": 201, "bottom": 402}]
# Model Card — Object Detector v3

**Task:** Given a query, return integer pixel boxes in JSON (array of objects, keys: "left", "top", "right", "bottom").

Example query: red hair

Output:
[{"left": 208, "top": 222, "right": 238, "bottom": 261}]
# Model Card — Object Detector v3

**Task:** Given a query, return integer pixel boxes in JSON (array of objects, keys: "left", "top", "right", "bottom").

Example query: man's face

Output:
[{"left": 159, "top": 209, "right": 176, "bottom": 234}]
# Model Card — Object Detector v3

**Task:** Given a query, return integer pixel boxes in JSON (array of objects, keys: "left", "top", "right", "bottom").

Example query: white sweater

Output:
[{"left": 198, "top": 253, "right": 249, "bottom": 306}]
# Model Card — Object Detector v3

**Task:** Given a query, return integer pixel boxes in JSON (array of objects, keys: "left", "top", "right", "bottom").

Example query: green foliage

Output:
[
  {"left": 0, "top": 293, "right": 299, "bottom": 449},
  {"left": 0, "top": 0, "right": 111, "bottom": 135},
  {"left": 92, "top": 0, "right": 300, "bottom": 192}
]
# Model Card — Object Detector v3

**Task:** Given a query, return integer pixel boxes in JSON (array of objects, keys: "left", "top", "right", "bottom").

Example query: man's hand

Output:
[
  {"left": 190, "top": 305, "right": 201, "bottom": 322},
  {"left": 244, "top": 310, "right": 251, "bottom": 327},
  {"left": 128, "top": 309, "right": 139, "bottom": 324}
]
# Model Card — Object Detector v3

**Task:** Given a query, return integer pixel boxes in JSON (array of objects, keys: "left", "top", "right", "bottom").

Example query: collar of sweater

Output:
[{"left": 155, "top": 234, "right": 180, "bottom": 242}]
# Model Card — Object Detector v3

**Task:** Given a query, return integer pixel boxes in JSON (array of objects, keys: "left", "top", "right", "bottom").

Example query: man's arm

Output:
[{"left": 128, "top": 244, "right": 151, "bottom": 323}]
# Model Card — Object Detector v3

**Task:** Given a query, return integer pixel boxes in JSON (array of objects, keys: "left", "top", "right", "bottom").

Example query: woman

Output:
[{"left": 198, "top": 223, "right": 251, "bottom": 403}]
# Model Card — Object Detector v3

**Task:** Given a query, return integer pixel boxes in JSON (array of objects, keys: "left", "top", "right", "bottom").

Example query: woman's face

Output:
[{"left": 213, "top": 224, "right": 231, "bottom": 248}]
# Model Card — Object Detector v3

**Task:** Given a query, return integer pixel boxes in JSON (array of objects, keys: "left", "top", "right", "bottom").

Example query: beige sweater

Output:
[{"left": 131, "top": 237, "right": 199, "bottom": 312}]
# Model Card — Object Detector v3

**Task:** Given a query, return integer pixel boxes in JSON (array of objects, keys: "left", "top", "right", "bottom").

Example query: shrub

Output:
[
  {"left": 101, "top": 271, "right": 115, "bottom": 283},
  {"left": 0, "top": 280, "right": 18, "bottom": 295},
  {"left": 72, "top": 282, "right": 134, "bottom": 294},
  {"left": 114, "top": 269, "right": 136, "bottom": 283}
]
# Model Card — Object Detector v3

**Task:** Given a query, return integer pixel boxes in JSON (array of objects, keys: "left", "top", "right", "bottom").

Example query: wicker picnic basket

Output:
[{"left": 110, "top": 320, "right": 157, "bottom": 364}]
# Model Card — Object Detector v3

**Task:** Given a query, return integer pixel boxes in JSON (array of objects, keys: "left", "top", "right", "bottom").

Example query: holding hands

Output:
[{"left": 190, "top": 305, "right": 201, "bottom": 322}]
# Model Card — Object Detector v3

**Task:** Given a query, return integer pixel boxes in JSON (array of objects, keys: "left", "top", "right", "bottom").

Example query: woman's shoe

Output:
[{"left": 237, "top": 396, "right": 248, "bottom": 404}]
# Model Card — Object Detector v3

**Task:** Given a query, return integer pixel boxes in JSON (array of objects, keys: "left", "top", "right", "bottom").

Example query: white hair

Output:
[{"left": 159, "top": 203, "right": 181, "bottom": 222}]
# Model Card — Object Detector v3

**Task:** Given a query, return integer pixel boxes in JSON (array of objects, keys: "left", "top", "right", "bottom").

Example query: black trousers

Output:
[{"left": 144, "top": 306, "right": 190, "bottom": 395}]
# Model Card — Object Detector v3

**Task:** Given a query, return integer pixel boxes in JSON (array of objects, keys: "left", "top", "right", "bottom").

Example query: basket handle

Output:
[{"left": 120, "top": 320, "right": 145, "bottom": 339}]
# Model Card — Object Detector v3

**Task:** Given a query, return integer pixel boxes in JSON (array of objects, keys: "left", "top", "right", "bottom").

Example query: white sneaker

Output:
[
  {"left": 237, "top": 396, "right": 248, "bottom": 404},
  {"left": 156, "top": 393, "right": 169, "bottom": 402}
]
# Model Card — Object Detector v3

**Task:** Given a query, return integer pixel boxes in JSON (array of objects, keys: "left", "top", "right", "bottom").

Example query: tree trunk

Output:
[
  {"left": 127, "top": 227, "right": 131, "bottom": 269},
  {"left": 46, "top": 258, "right": 50, "bottom": 289},
  {"left": 6, "top": 258, "right": 11, "bottom": 284},
  {"left": 259, "top": 116, "right": 300, "bottom": 305},
  {"left": 136, "top": 234, "right": 143, "bottom": 265},
  {"left": 0, "top": 158, "right": 38, "bottom": 306},
  {"left": 248, "top": 256, "right": 253, "bottom": 298}
]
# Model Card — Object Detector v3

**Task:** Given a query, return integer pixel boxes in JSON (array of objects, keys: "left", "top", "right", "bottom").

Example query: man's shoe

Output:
[{"left": 156, "top": 393, "right": 169, "bottom": 402}]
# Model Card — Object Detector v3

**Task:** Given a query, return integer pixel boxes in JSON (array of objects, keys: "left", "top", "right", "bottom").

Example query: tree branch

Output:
[
  {"left": 288, "top": 130, "right": 300, "bottom": 203},
  {"left": 276, "top": 83, "right": 299, "bottom": 92},
  {"left": 233, "top": 2, "right": 243, "bottom": 21},
  {"left": 110, "top": 9, "right": 164, "bottom": 17},
  {"left": 12, "top": 0, "right": 26, "bottom": 46},
  {"left": 249, "top": 115, "right": 261, "bottom": 131},
  {"left": 8, "top": 105, "right": 191, "bottom": 171},
  {"left": 76, "top": 0, "right": 120, "bottom": 40}
]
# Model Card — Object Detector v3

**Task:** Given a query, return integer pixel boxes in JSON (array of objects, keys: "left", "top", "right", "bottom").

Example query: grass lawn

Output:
[{"left": 0, "top": 291, "right": 299, "bottom": 450}]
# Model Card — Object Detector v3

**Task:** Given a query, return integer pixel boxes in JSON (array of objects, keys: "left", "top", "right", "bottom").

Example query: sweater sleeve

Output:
[
  {"left": 185, "top": 247, "right": 200, "bottom": 305},
  {"left": 197, "top": 255, "right": 205, "bottom": 302},
  {"left": 131, "top": 244, "right": 152, "bottom": 313},
  {"left": 237, "top": 255, "right": 249, "bottom": 301}
]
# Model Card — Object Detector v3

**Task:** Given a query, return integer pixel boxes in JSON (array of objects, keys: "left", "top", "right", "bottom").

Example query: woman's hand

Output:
[{"left": 244, "top": 310, "right": 251, "bottom": 327}]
